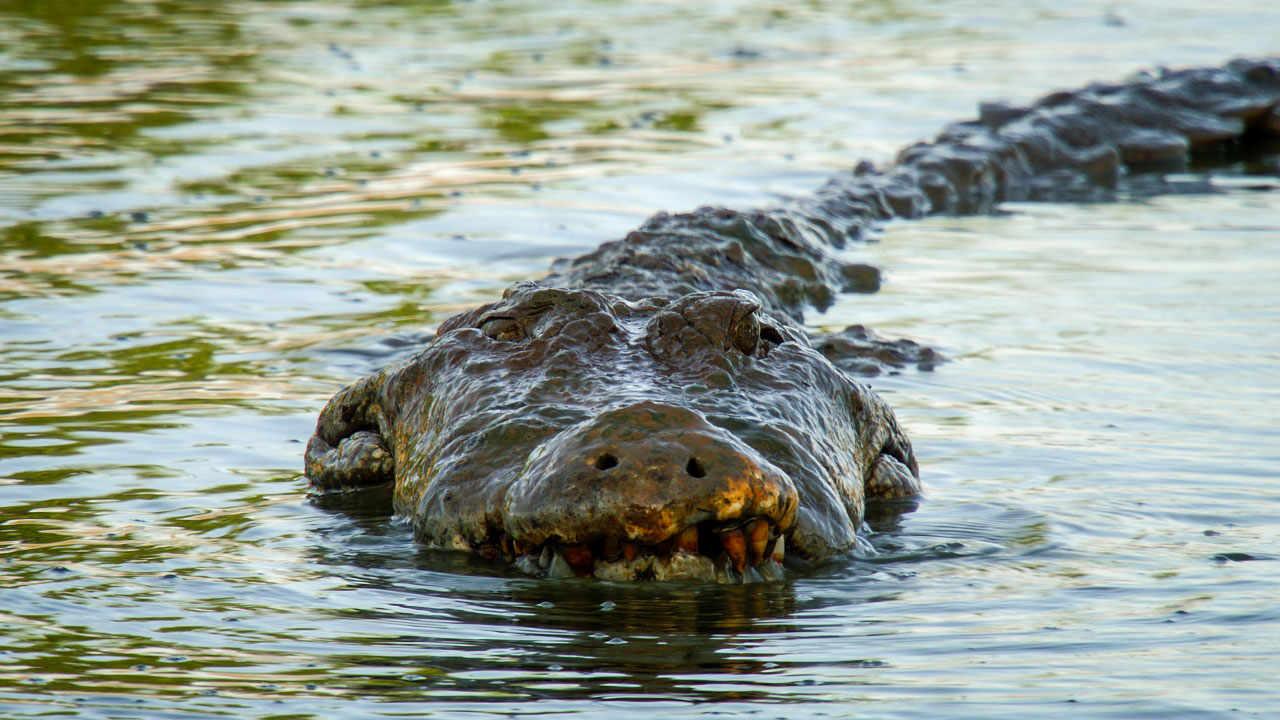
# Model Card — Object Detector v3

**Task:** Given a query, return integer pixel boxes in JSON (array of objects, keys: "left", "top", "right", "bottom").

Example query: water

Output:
[{"left": 1, "top": 0, "right": 1277, "bottom": 717}]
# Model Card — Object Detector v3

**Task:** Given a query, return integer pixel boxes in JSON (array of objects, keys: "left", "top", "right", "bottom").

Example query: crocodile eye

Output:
[
  {"left": 730, "top": 311, "right": 760, "bottom": 356},
  {"left": 480, "top": 317, "right": 523, "bottom": 341}
]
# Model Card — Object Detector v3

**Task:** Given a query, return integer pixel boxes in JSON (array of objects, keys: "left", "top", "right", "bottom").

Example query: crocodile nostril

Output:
[
  {"left": 595, "top": 452, "right": 618, "bottom": 470},
  {"left": 685, "top": 457, "right": 707, "bottom": 478}
]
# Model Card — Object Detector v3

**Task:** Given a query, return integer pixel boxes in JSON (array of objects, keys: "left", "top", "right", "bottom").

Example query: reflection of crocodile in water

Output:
[{"left": 306, "top": 59, "right": 1280, "bottom": 583}]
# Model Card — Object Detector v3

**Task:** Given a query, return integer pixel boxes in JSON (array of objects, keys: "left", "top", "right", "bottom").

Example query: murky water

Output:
[{"left": 1, "top": 1, "right": 1277, "bottom": 717}]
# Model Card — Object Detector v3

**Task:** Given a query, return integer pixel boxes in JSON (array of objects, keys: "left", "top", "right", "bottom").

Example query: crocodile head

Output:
[{"left": 305, "top": 282, "right": 919, "bottom": 582}]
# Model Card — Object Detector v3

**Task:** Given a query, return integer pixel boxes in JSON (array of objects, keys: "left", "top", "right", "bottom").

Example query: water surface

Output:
[{"left": 1, "top": 1, "right": 1277, "bottom": 717}]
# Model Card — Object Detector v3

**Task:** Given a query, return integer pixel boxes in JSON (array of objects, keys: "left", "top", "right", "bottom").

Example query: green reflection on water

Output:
[
  {"left": 0, "top": 0, "right": 716, "bottom": 306},
  {"left": 488, "top": 100, "right": 601, "bottom": 144}
]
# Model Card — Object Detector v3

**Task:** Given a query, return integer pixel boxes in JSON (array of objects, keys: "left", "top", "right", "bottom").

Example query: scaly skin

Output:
[{"left": 306, "top": 58, "right": 1280, "bottom": 582}]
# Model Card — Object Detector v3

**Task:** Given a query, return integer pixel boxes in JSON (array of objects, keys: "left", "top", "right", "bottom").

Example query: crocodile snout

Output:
[{"left": 501, "top": 400, "right": 798, "bottom": 582}]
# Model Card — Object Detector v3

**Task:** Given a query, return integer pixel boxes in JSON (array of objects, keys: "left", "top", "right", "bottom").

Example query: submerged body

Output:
[{"left": 306, "top": 59, "right": 1280, "bottom": 582}]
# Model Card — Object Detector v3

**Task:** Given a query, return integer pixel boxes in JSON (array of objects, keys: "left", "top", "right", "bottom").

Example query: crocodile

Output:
[{"left": 305, "top": 58, "right": 1280, "bottom": 582}]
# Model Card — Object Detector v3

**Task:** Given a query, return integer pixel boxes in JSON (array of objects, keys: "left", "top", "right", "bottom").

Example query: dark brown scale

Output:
[{"left": 745, "top": 519, "right": 770, "bottom": 567}]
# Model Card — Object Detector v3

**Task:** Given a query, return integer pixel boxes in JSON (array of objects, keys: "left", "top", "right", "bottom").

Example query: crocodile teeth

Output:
[
  {"left": 562, "top": 543, "right": 594, "bottom": 577},
  {"left": 720, "top": 528, "right": 747, "bottom": 573},
  {"left": 674, "top": 525, "right": 699, "bottom": 554},
  {"left": 745, "top": 518, "right": 769, "bottom": 566},
  {"left": 621, "top": 541, "right": 640, "bottom": 562},
  {"left": 547, "top": 551, "right": 575, "bottom": 578},
  {"left": 505, "top": 516, "right": 786, "bottom": 583}
]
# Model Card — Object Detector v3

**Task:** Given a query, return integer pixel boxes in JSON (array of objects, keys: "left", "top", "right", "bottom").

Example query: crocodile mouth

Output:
[{"left": 480, "top": 516, "right": 787, "bottom": 583}]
